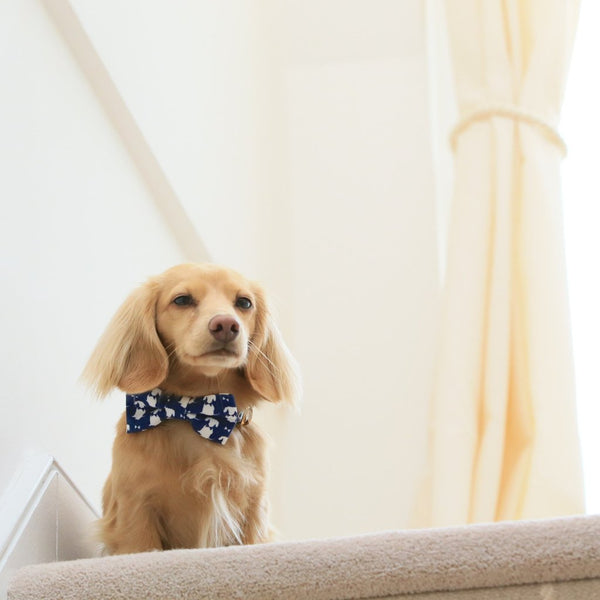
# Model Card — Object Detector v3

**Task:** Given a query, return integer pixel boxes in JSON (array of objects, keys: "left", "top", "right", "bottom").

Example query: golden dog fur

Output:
[{"left": 83, "top": 263, "right": 300, "bottom": 554}]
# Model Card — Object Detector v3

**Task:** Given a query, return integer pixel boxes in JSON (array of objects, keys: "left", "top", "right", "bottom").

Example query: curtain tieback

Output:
[{"left": 449, "top": 104, "right": 566, "bottom": 156}]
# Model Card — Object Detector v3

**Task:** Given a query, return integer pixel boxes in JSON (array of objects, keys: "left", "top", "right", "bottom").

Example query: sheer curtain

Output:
[{"left": 422, "top": 0, "right": 584, "bottom": 527}]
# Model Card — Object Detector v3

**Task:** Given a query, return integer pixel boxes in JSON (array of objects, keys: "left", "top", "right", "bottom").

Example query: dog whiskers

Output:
[
  {"left": 248, "top": 340, "right": 279, "bottom": 377},
  {"left": 163, "top": 341, "right": 178, "bottom": 361}
]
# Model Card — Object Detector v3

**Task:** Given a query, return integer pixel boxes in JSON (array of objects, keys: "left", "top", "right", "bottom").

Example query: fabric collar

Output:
[{"left": 125, "top": 388, "right": 251, "bottom": 445}]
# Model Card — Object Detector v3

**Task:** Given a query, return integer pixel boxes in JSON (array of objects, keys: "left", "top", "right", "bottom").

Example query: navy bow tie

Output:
[{"left": 125, "top": 388, "right": 250, "bottom": 445}]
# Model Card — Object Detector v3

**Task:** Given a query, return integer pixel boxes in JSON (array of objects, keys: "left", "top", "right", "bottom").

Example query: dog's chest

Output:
[{"left": 171, "top": 425, "right": 263, "bottom": 546}]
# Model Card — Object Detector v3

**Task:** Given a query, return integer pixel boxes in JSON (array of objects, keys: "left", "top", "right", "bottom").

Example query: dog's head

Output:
[{"left": 83, "top": 263, "right": 300, "bottom": 405}]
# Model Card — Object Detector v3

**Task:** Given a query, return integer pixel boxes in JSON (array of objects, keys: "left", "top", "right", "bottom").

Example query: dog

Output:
[{"left": 83, "top": 263, "right": 300, "bottom": 554}]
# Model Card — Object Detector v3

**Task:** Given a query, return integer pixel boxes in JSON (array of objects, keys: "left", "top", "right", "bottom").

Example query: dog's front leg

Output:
[
  {"left": 100, "top": 481, "right": 165, "bottom": 554},
  {"left": 240, "top": 490, "right": 273, "bottom": 545},
  {"left": 100, "top": 509, "right": 165, "bottom": 554}
]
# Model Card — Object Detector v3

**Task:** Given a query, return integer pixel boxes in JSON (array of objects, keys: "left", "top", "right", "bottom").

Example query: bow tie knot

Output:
[{"left": 125, "top": 389, "right": 248, "bottom": 445}]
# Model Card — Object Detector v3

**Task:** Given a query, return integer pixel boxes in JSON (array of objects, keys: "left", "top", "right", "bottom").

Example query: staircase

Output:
[{"left": 3, "top": 468, "right": 600, "bottom": 600}]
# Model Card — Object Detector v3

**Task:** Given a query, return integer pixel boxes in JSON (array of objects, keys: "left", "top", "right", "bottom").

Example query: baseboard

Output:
[{"left": 0, "top": 455, "right": 100, "bottom": 599}]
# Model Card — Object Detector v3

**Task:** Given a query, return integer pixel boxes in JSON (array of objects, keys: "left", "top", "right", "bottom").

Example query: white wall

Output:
[
  {"left": 71, "top": 0, "right": 283, "bottom": 280},
  {"left": 561, "top": 0, "right": 600, "bottom": 515},
  {"left": 0, "top": 0, "right": 186, "bottom": 512},
  {"left": 1, "top": 0, "right": 440, "bottom": 544},
  {"left": 269, "top": 0, "right": 440, "bottom": 539}
]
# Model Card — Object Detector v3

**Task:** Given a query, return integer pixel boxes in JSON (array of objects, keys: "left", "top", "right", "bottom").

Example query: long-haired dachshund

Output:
[{"left": 83, "top": 263, "right": 300, "bottom": 554}]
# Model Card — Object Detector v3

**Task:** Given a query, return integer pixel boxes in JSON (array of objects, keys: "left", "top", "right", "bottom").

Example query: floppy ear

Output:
[
  {"left": 82, "top": 281, "right": 168, "bottom": 397},
  {"left": 245, "top": 287, "right": 301, "bottom": 407}
]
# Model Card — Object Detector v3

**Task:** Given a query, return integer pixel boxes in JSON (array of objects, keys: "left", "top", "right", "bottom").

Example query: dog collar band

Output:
[{"left": 125, "top": 389, "right": 249, "bottom": 445}]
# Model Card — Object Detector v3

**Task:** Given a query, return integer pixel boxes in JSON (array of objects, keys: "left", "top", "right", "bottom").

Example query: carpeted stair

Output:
[{"left": 7, "top": 514, "right": 600, "bottom": 599}]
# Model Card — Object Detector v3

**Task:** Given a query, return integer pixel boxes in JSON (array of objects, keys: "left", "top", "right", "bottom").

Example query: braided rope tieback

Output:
[{"left": 449, "top": 104, "right": 567, "bottom": 157}]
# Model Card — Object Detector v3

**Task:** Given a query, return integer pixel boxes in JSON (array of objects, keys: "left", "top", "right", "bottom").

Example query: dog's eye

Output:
[
  {"left": 173, "top": 294, "right": 194, "bottom": 307},
  {"left": 235, "top": 296, "right": 253, "bottom": 310}
]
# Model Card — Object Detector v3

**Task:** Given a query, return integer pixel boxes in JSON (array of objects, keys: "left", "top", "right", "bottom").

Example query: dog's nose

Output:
[{"left": 208, "top": 315, "right": 240, "bottom": 343}]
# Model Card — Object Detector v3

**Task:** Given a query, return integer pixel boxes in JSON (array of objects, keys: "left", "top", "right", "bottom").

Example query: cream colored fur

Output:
[{"left": 82, "top": 263, "right": 300, "bottom": 554}]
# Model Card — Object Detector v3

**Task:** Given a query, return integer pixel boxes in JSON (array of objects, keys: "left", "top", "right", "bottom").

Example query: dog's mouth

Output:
[
  {"left": 181, "top": 346, "right": 245, "bottom": 366},
  {"left": 201, "top": 348, "right": 238, "bottom": 358}
]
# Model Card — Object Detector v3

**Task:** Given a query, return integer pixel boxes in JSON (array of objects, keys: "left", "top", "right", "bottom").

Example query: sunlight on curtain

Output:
[
  {"left": 561, "top": 0, "right": 600, "bottom": 515},
  {"left": 420, "top": 0, "right": 584, "bottom": 528}
]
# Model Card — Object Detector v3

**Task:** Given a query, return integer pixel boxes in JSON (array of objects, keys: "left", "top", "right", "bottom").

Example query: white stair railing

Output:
[{"left": 0, "top": 455, "right": 99, "bottom": 600}]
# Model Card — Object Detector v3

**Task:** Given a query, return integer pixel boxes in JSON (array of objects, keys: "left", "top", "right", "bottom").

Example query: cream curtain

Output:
[{"left": 424, "top": 0, "right": 584, "bottom": 527}]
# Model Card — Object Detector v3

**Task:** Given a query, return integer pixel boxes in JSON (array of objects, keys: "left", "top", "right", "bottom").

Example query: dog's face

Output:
[
  {"left": 83, "top": 263, "right": 300, "bottom": 406},
  {"left": 155, "top": 264, "right": 259, "bottom": 376}
]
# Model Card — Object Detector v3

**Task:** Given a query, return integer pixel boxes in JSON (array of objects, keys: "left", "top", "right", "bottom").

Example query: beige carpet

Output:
[{"left": 8, "top": 514, "right": 600, "bottom": 600}]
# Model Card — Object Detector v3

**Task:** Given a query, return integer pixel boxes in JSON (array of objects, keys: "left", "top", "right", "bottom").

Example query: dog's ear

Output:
[
  {"left": 82, "top": 280, "right": 168, "bottom": 397},
  {"left": 245, "top": 287, "right": 301, "bottom": 407}
]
